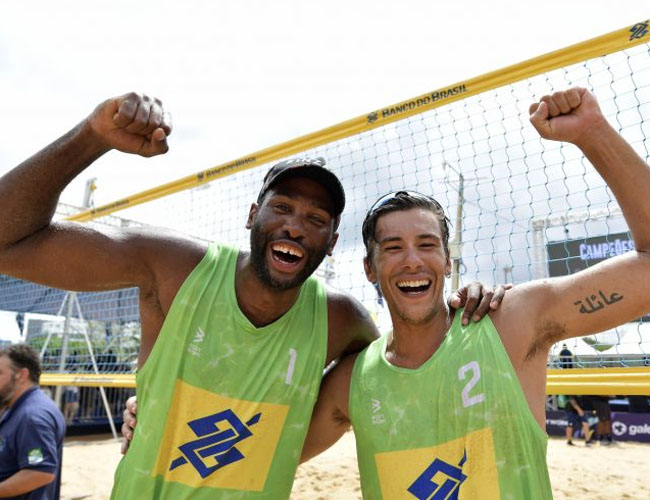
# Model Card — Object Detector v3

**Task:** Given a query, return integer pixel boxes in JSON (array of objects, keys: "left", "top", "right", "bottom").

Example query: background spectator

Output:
[{"left": 0, "top": 344, "right": 66, "bottom": 499}]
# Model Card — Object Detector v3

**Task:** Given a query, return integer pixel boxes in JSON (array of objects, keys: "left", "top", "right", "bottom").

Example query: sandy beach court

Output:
[{"left": 61, "top": 432, "right": 650, "bottom": 499}]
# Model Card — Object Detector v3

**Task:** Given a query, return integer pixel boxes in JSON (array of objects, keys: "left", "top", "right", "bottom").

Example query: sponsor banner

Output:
[
  {"left": 201, "top": 156, "right": 257, "bottom": 181},
  {"left": 547, "top": 232, "right": 635, "bottom": 277},
  {"left": 546, "top": 410, "right": 650, "bottom": 443},
  {"left": 610, "top": 412, "right": 650, "bottom": 442},
  {"left": 368, "top": 85, "right": 468, "bottom": 124}
]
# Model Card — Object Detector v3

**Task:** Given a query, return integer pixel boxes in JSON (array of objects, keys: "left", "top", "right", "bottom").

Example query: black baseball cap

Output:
[{"left": 257, "top": 157, "right": 346, "bottom": 217}]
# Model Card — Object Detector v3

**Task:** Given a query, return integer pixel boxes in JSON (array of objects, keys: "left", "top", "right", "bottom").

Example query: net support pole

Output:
[
  {"left": 54, "top": 294, "right": 74, "bottom": 408},
  {"left": 71, "top": 293, "right": 118, "bottom": 439},
  {"left": 451, "top": 173, "right": 464, "bottom": 291}
]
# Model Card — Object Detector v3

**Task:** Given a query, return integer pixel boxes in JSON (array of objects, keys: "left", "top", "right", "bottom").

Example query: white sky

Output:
[
  {"left": 1, "top": 2, "right": 649, "bottom": 205},
  {"left": 0, "top": 1, "right": 649, "bottom": 340}
]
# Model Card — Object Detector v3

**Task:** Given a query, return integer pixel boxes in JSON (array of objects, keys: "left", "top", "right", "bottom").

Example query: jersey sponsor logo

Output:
[
  {"left": 168, "top": 409, "right": 262, "bottom": 478},
  {"left": 153, "top": 380, "right": 289, "bottom": 491},
  {"left": 374, "top": 428, "right": 499, "bottom": 499},
  {"left": 28, "top": 448, "right": 44, "bottom": 465},
  {"left": 407, "top": 450, "right": 467, "bottom": 500}
]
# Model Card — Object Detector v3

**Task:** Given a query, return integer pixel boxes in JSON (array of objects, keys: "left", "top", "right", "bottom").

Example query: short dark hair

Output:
[
  {"left": 1, "top": 344, "right": 41, "bottom": 384},
  {"left": 362, "top": 191, "right": 451, "bottom": 261}
]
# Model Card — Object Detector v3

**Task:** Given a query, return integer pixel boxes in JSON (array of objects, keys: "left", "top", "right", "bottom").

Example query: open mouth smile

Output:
[
  {"left": 396, "top": 279, "right": 432, "bottom": 295},
  {"left": 269, "top": 242, "right": 305, "bottom": 270}
]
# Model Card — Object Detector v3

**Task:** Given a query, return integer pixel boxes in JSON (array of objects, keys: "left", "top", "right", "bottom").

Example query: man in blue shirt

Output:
[{"left": 0, "top": 344, "right": 65, "bottom": 499}]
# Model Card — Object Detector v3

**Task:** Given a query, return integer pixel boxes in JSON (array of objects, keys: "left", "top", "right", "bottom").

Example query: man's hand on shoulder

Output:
[
  {"left": 120, "top": 395, "right": 138, "bottom": 455},
  {"left": 448, "top": 282, "right": 512, "bottom": 325},
  {"left": 87, "top": 92, "right": 172, "bottom": 157}
]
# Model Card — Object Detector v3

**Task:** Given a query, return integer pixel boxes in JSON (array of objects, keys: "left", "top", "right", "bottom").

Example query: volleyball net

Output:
[{"left": 3, "top": 20, "right": 650, "bottom": 405}]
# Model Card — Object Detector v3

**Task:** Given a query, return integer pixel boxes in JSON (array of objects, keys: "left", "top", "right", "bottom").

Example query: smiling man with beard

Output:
[
  {"left": 0, "top": 93, "right": 500, "bottom": 499},
  {"left": 0, "top": 344, "right": 65, "bottom": 500},
  {"left": 247, "top": 159, "right": 338, "bottom": 292}
]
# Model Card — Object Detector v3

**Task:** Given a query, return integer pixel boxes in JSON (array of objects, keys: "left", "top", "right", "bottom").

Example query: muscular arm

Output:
[
  {"left": 0, "top": 93, "right": 210, "bottom": 366},
  {"left": 497, "top": 89, "right": 650, "bottom": 363},
  {"left": 0, "top": 469, "right": 56, "bottom": 497},
  {"left": 533, "top": 88, "right": 650, "bottom": 335},
  {"left": 488, "top": 88, "right": 650, "bottom": 427},
  {"left": 326, "top": 290, "right": 379, "bottom": 364},
  {"left": 0, "top": 93, "right": 171, "bottom": 290},
  {"left": 300, "top": 355, "right": 356, "bottom": 463},
  {"left": 0, "top": 122, "right": 108, "bottom": 251}
]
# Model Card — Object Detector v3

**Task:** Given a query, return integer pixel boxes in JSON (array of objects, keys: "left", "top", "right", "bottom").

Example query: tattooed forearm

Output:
[{"left": 574, "top": 289, "right": 623, "bottom": 314}]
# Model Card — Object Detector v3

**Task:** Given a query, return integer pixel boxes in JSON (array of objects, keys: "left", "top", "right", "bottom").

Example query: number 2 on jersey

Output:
[{"left": 458, "top": 361, "right": 485, "bottom": 408}]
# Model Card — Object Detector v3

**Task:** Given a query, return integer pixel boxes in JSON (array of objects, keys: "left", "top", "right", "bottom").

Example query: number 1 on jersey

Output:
[
  {"left": 285, "top": 348, "right": 297, "bottom": 385},
  {"left": 458, "top": 361, "right": 485, "bottom": 408}
]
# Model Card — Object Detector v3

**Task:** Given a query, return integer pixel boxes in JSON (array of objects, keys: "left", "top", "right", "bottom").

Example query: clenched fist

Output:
[
  {"left": 529, "top": 87, "right": 610, "bottom": 147},
  {"left": 87, "top": 92, "right": 172, "bottom": 157}
]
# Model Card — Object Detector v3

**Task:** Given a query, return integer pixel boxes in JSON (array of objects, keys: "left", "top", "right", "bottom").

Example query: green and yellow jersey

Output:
[
  {"left": 350, "top": 311, "right": 551, "bottom": 500},
  {"left": 111, "top": 244, "right": 328, "bottom": 499}
]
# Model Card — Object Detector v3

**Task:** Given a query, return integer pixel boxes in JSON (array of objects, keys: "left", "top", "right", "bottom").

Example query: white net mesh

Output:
[{"left": 2, "top": 39, "right": 650, "bottom": 402}]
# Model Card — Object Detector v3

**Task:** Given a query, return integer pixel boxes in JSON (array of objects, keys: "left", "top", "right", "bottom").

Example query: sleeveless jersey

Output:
[
  {"left": 111, "top": 244, "right": 328, "bottom": 499},
  {"left": 350, "top": 311, "right": 552, "bottom": 500}
]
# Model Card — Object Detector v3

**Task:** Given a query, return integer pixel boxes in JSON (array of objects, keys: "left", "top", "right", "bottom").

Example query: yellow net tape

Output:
[
  {"left": 66, "top": 19, "right": 650, "bottom": 223},
  {"left": 41, "top": 373, "right": 135, "bottom": 388},
  {"left": 41, "top": 368, "right": 650, "bottom": 395}
]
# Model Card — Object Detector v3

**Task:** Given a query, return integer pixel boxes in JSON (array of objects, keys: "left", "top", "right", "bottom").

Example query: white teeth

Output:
[
  {"left": 271, "top": 244, "right": 304, "bottom": 258},
  {"left": 397, "top": 279, "right": 431, "bottom": 288}
]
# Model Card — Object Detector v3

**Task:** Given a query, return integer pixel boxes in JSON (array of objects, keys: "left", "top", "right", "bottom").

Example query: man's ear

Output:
[
  {"left": 364, "top": 256, "right": 377, "bottom": 284},
  {"left": 326, "top": 232, "right": 339, "bottom": 256},
  {"left": 246, "top": 203, "right": 259, "bottom": 229},
  {"left": 445, "top": 255, "right": 452, "bottom": 278},
  {"left": 16, "top": 367, "right": 29, "bottom": 385}
]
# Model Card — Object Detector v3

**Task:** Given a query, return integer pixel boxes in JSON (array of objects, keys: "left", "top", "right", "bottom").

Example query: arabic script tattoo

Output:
[{"left": 574, "top": 290, "right": 624, "bottom": 314}]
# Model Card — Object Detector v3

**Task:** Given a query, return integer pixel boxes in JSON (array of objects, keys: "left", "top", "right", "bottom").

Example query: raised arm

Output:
[
  {"left": 0, "top": 92, "right": 174, "bottom": 292},
  {"left": 497, "top": 88, "right": 650, "bottom": 362},
  {"left": 0, "top": 93, "right": 170, "bottom": 251},
  {"left": 0, "top": 94, "right": 207, "bottom": 366}
]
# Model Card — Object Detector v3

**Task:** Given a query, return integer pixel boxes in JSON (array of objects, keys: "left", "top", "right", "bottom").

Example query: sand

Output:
[{"left": 61, "top": 432, "right": 650, "bottom": 499}]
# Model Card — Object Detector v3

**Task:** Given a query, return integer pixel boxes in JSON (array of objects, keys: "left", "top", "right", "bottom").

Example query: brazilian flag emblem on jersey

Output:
[{"left": 153, "top": 380, "right": 289, "bottom": 491}]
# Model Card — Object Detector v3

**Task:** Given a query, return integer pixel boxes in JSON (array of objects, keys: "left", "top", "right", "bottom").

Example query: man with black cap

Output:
[{"left": 0, "top": 92, "right": 500, "bottom": 499}]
